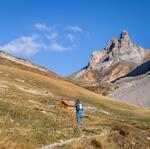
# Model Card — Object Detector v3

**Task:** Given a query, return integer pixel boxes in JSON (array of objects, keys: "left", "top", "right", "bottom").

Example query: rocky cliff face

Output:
[{"left": 71, "top": 31, "right": 150, "bottom": 84}]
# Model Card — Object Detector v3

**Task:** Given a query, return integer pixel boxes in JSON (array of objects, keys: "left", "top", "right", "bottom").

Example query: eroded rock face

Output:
[
  {"left": 71, "top": 31, "right": 150, "bottom": 83},
  {"left": 119, "top": 30, "right": 132, "bottom": 48}
]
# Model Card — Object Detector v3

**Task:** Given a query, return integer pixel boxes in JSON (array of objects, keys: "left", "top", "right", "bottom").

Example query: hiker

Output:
[{"left": 75, "top": 99, "right": 83, "bottom": 124}]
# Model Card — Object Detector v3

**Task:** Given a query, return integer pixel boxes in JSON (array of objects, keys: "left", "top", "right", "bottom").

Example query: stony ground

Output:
[{"left": 109, "top": 74, "right": 150, "bottom": 107}]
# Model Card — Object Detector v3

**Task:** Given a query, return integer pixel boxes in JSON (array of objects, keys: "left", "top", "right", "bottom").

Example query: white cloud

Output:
[
  {"left": 67, "top": 25, "right": 83, "bottom": 32},
  {"left": 0, "top": 34, "right": 70, "bottom": 56},
  {"left": 45, "top": 32, "right": 59, "bottom": 41},
  {"left": 67, "top": 33, "right": 75, "bottom": 42},
  {"left": 48, "top": 43, "right": 70, "bottom": 51},
  {"left": 34, "top": 23, "right": 48, "bottom": 31},
  {"left": 0, "top": 35, "right": 45, "bottom": 56},
  {"left": 0, "top": 23, "right": 86, "bottom": 57}
]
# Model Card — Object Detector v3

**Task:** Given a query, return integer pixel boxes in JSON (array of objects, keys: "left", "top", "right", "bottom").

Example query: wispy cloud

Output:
[
  {"left": 0, "top": 34, "right": 70, "bottom": 56},
  {"left": 33, "top": 23, "right": 56, "bottom": 32},
  {"left": 33, "top": 23, "right": 48, "bottom": 31},
  {"left": 67, "top": 25, "right": 83, "bottom": 32},
  {"left": 48, "top": 43, "right": 70, "bottom": 51},
  {"left": 0, "top": 23, "right": 86, "bottom": 57},
  {"left": 0, "top": 35, "right": 45, "bottom": 56},
  {"left": 45, "top": 32, "right": 59, "bottom": 41},
  {"left": 67, "top": 33, "right": 75, "bottom": 42}
]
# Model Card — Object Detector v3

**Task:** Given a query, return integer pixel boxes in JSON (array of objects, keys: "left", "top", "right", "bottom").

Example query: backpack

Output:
[{"left": 76, "top": 103, "right": 83, "bottom": 111}]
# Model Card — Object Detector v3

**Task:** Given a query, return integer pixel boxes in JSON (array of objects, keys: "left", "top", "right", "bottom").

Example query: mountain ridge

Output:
[{"left": 0, "top": 49, "right": 59, "bottom": 79}]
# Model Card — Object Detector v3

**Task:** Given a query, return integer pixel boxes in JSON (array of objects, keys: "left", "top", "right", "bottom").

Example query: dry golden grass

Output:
[
  {"left": 0, "top": 64, "right": 149, "bottom": 113},
  {"left": 0, "top": 134, "right": 35, "bottom": 149},
  {"left": 0, "top": 63, "right": 150, "bottom": 149}
]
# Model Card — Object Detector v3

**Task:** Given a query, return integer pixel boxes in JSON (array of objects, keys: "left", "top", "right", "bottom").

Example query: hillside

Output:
[
  {"left": 0, "top": 50, "right": 150, "bottom": 148},
  {"left": 0, "top": 50, "right": 58, "bottom": 79}
]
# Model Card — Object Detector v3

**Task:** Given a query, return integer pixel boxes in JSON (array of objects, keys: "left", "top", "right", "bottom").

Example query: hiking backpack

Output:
[{"left": 76, "top": 103, "right": 83, "bottom": 111}]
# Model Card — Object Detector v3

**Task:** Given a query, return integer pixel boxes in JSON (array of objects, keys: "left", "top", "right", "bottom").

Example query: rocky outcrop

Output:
[{"left": 71, "top": 31, "right": 150, "bottom": 84}]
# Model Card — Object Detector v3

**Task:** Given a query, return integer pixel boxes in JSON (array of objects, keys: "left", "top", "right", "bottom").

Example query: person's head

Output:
[{"left": 76, "top": 99, "right": 80, "bottom": 104}]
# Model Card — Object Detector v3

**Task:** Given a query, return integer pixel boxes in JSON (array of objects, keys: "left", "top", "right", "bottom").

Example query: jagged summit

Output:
[
  {"left": 71, "top": 31, "right": 150, "bottom": 83},
  {"left": 119, "top": 30, "right": 132, "bottom": 48},
  {"left": 120, "top": 30, "right": 131, "bottom": 43},
  {"left": 89, "top": 31, "right": 146, "bottom": 70},
  {"left": 104, "top": 30, "right": 132, "bottom": 53},
  {"left": 104, "top": 30, "right": 133, "bottom": 53}
]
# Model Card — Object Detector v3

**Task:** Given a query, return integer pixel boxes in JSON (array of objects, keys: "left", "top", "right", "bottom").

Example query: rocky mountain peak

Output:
[
  {"left": 120, "top": 30, "right": 130, "bottom": 41},
  {"left": 104, "top": 30, "right": 132, "bottom": 53},
  {"left": 119, "top": 30, "right": 132, "bottom": 47},
  {"left": 92, "top": 30, "right": 146, "bottom": 65},
  {"left": 89, "top": 31, "right": 137, "bottom": 69},
  {"left": 104, "top": 37, "right": 118, "bottom": 53},
  {"left": 72, "top": 31, "right": 150, "bottom": 83}
]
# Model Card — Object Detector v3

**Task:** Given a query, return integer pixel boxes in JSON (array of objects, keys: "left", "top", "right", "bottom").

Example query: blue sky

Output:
[{"left": 0, "top": 0, "right": 150, "bottom": 76}]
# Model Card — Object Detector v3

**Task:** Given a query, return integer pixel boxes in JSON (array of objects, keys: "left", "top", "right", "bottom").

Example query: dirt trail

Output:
[
  {"left": 37, "top": 103, "right": 108, "bottom": 149},
  {"left": 39, "top": 114, "right": 108, "bottom": 149},
  {"left": 39, "top": 131, "right": 107, "bottom": 149},
  {"left": 39, "top": 135, "right": 85, "bottom": 149}
]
